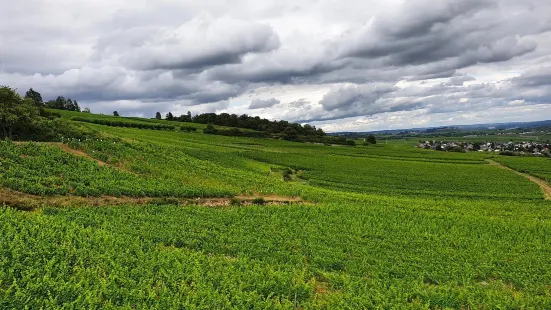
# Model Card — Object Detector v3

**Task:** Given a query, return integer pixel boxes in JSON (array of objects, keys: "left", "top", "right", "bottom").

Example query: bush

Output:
[
  {"left": 179, "top": 126, "right": 197, "bottom": 132},
  {"left": 252, "top": 197, "right": 266, "bottom": 205}
]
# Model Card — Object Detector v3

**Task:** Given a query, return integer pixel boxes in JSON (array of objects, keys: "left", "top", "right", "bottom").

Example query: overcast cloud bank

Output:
[{"left": 2, "top": 0, "right": 551, "bottom": 131}]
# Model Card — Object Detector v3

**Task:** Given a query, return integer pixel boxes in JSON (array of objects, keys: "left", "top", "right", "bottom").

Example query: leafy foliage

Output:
[
  {"left": 176, "top": 112, "right": 326, "bottom": 137},
  {"left": 45, "top": 96, "right": 81, "bottom": 112},
  {"left": 24, "top": 88, "right": 43, "bottom": 107}
]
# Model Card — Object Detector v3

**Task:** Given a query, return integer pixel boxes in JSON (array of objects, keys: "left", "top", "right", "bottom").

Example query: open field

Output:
[{"left": 2, "top": 112, "right": 551, "bottom": 308}]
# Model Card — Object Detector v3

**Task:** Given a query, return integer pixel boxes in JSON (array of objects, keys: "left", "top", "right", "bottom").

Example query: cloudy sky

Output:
[{"left": 2, "top": 0, "right": 551, "bottom": 132}]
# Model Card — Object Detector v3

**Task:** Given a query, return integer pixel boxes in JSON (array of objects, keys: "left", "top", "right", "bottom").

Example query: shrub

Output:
[{"left": 252, "top": 197, "right": 266, "bottom": 205}]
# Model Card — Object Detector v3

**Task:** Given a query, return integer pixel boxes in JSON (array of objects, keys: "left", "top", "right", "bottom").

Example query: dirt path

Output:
[
  {"left": 0, "top": 188, "right": 309, "bottom": 211},
  {"left": 487, "top": 159, "right": 551, "bottom": 200},
  {"left": 49, "top": 142, "right": 107, "bottom": 166}
]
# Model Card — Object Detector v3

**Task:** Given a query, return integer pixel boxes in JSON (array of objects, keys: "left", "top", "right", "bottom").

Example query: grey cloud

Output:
[
  {"left": 288, "top": 99, "right": 311, "bottom": 109},
  {"left": 444, "top": 75, "right": 476, "bottom": 86},
  {"left": 249, "top": 98, "right": 280, "bottom": 109},
  {"left": 201, "top": 1, "right": 550, "bottom": 87},
  {"left": 512, "top": 66, "right": 551, "bottom": 87},
  {"left": 407, "top": 70, "right": 458, "bottom": 81},
  {"left": 338, "top": 0, "right": 549, "bottom": 77},
  {"left": 118, "top": 16, "right": 280, "bottom": 71},
  {"left": 320, "top": 83, "right": 397, "bottom": 111},
  {"left": 205, "top": 50, "right": 346, "bottom": 84},
  {"left": 4, "top": 68, "right": 244, "bottom": 106},
  {"left": 304, "top": 65, "right": 551, "bottom": 122}
]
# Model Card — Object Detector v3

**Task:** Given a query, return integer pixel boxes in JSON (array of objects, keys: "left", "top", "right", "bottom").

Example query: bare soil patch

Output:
[
  {"left": 0, "top": 188, "right": 309, "bottom": 211},
  {"left": 49, "top": 142, "right": 107, "bottom": 166}
]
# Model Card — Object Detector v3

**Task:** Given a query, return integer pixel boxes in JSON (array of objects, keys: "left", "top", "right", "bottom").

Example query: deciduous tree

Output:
[
  {"left": 24, "top": 88, "right": 43, "bottom": 107},
  {"left": 0, "top": 86, "right": 40, "bottom": 139}
]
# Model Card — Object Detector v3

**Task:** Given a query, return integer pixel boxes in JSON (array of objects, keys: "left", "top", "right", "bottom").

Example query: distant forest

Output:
[
  {"left": 160, "top": 111, "right": 326, "bottom": 137},
  {"left": 158, "top": 112, "right": 359, "bottom": 145}
]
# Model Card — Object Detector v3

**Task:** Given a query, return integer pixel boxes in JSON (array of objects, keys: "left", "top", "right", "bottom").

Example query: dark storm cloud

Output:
[
  {"left": 319, "top": 83, "right": 397, "bottom": 111},
  {"left": 249, "top": 98, "right": 280, "bottom": 109}
]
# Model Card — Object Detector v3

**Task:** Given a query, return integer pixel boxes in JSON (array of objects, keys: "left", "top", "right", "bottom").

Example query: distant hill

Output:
[{"left": 329, "top": 119, "right": 551, "bottom": 135}]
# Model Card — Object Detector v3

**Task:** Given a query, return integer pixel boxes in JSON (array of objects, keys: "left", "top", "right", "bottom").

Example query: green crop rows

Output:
[
  {"left": 1, "top": 112, "right": 551, "bottom": 309},
  {"left": 493, "top": 155, "right": 551, "bottom": 183}
]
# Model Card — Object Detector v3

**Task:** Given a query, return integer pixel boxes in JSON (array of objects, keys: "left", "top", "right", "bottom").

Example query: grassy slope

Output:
[{"left": 1, "top": 113, "right": 551, "bottom": 308}]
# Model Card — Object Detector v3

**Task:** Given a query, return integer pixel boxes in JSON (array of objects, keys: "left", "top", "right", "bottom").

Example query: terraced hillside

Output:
[{"left": 1, "top": 111, "right": 551, "bottom": 309}]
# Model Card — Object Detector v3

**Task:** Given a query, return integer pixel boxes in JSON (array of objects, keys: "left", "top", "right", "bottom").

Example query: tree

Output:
[
  {"left": 282, "top": 126, "right": 299, "bottom": 141},
  {"left": 203, "top": 124, "right": 216, "bottom": 134},
  {"left": 66, "top": 98, "right": 75, "bottom": 111},
  {"left": 0, "top": 86, "right": 40, "bottom": 139},
  {"left": 166, "top": 112, "right": 174, "bottom": 121},
  {"left": 366, "top": 135, "right": 377, "bottom": 144},
  {"left": 55, "top": 96, "right": 67, "bottom": 110},
  {"left": 113, "top": 111, "right": 120, "bottom": 117},
  {"left": 155, "top": 112, "right": 162, "bottom": 120},
  {"left": 44, "top": 96, "right": 80, "bottom": 111},
  {"left": 74, "top": 100, "right": 81, "bottom": 112},
  {"left": 83, "top": 108, "right": 91, "bottom": 113},
  {"left": 24, "top": 88, "right": 43, "bottom": 107}
]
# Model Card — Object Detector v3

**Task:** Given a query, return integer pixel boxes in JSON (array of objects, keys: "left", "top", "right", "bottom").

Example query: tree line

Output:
[
  {"left": 24, "top": 88, "right": 84, "bottom": 112},
  {"left": 156, "top": 111, "right": 326, "bottom": 137},
  {"left": 0, "top": 86, "right": 94, "bottom": 141}
]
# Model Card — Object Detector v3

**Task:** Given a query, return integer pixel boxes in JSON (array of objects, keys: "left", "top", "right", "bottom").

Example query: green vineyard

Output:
[{"left": 1, "top": 109, "right": 551, "bottom": 309}]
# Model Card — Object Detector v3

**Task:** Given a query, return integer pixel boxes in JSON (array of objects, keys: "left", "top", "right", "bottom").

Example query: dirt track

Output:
[
  {"left": 49, "top": 142, "right": 107, "bottom": 166},
  {"left": 0, "top": 188, "right": 308, "bottom": 211},
  {"left": 487, "top": 159, "right": 551, "bottom": 200}
]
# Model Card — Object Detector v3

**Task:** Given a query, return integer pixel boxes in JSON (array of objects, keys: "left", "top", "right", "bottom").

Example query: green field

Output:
[{"left": 2, "top": 112, "right": 551, "bottom": 309}]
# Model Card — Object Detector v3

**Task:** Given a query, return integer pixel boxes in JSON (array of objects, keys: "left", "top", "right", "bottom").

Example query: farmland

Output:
[{"left": 1, "top": 111, "right": 551, "bottom": 308}]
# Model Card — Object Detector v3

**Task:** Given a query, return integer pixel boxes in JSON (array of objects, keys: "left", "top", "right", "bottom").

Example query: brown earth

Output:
[
  {"left": 0, "top": 188, "right": 309, "bottom": 211},
  {"left": 49, "top": 142, "right": 107, "bottom": 166},
  {"left": 48, "top": 142, "right": 134, "bottom": 172},
  {"left": 487, "top": 159, "right": 551, "bottom": 200}
]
